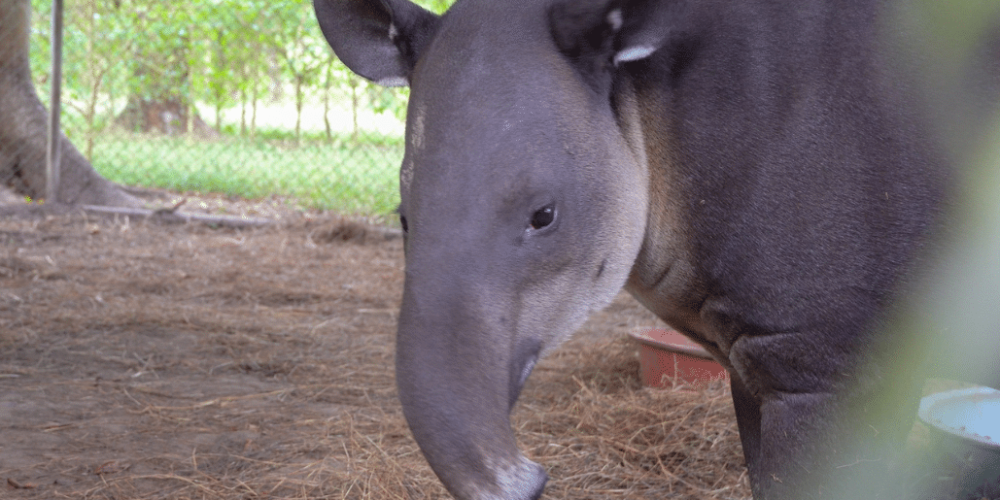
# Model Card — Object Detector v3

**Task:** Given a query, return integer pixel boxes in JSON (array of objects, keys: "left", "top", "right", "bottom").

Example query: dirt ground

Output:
[
  {"left": 1, "top": 192, "right": 994, "bottom": 500},
  {"left": 0, "top": 194, "right": 755, "bottom": 500}
]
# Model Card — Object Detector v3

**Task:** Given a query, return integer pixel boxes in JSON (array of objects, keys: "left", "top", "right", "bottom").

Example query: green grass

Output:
[{"left": 90, "top": 132, "right": 404, "bottom": 215}]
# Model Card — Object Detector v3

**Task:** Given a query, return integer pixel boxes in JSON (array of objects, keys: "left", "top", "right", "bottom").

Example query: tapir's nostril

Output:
[{"left": 517, "top": 355, "right": 537, "bottom": 392}]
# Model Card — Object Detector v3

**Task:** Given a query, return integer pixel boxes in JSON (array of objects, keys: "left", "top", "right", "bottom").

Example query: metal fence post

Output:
[{"left": 45, "top": 0, "right": 63, "bottom": 203}]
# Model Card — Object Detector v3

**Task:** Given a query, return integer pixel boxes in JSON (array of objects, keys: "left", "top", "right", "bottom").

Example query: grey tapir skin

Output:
[{"left": 314, "top": 1, "right": 998, "bottom": 499}]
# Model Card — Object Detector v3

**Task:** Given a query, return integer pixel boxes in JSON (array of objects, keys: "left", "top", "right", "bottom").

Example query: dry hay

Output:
[
  {"left": 0, "top": 207, "right": 751, "bottom": 500},
  {"left": 330, "top": 337, "right": 750, "bottom": 500},
  {"left": 519, "top": 340, "right": 748, "bottom": 499},
  {"left": 2, "top": 204, "right": 996, "bottom": 500}
]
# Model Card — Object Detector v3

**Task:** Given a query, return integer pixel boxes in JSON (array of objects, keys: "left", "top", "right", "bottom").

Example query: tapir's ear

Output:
[
  {"left": 313, "top": 0, "right": 440, "bottom": 87},
  {"left": 549, "top": 0, "right": 683, "bottom": 73}
]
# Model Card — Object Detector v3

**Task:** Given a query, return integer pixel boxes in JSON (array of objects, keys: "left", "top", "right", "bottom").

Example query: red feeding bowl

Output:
[{"left": 629, "top": 328, "right": 729, "bottom": 387}]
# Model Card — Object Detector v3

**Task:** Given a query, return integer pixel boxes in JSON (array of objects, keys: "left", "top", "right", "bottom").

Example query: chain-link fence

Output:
[{"left": 1, "top": 0, "right": 450, "bottom": 215}]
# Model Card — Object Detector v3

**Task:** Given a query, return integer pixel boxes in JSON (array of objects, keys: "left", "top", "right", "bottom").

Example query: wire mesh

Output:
[{"left": 1, "top": 0, "right": 451, "bottom": 215}]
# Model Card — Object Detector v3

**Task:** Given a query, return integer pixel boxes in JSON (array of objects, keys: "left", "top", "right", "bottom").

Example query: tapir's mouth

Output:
[{"left": 509, "top": 340, "right": 542, "bottom": 412}]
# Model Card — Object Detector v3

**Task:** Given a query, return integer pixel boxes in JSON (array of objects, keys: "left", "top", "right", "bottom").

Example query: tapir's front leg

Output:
[
  {"left": 758, "top": 392, "right": 851, "bottom": 498},
  {"left": 729, "top": 332, "right": 919, "bottom": 500}
]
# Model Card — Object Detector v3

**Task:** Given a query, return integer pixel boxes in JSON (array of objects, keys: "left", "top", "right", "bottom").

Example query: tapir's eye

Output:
[
  {"left": 529, "top": 205, "right": 556, "bottom": 230},
  {"left": 399, "top": 215, "right": 409, "bottom": 233}
]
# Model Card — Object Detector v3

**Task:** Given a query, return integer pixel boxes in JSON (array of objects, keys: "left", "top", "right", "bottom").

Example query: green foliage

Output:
[
  {"left": 415, "top": 0, "right": 454, "bottom": 14},
  {"left": 26, "top": 0, "right": 458, "bottom": 214},
  {"left": 29, "top": 0, "right": 456, "bottom": 128}
]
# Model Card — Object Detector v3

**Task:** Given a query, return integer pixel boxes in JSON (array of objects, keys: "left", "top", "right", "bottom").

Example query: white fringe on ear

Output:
[
  {"left": 606, "top": 8, "right": 623, "bottom": 31},
  {"left": 376, "top": 76, "right": 408, "bottom": 87},
  {"left": 614, "top": 45, "right": 657, "bottom": 65},
  {"left": 377, "top": 23, "right": 409, "bottom": 87},
  {"left": 608, "top": 8, "right": 660, "bottom": 66}
]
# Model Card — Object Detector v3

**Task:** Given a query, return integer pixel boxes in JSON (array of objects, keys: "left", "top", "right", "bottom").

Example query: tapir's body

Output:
[{"left": 315, "top": 0, "right": 999, "bottom": 498}]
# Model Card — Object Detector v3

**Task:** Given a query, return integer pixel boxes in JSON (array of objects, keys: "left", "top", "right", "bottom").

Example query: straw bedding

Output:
[{"left": 1, "top": 197, "right": 988, "bottom": 500}]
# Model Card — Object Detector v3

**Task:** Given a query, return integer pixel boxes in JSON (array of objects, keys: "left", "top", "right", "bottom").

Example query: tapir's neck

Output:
[{"left": 622, "top": 85, "right": 719, "bottom": 350}]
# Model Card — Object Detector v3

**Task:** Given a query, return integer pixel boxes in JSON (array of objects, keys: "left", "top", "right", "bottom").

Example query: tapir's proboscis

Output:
[{"left": 314, "top": 1, "right": 999, "bottom": 498}]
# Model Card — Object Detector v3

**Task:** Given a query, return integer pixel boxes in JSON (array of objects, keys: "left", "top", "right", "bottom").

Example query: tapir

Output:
[{"left": 313, "top": 0, "right": 999, "bottom": 498}]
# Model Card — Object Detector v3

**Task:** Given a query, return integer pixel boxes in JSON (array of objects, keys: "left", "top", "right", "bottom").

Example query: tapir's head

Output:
[{"left": 315, "top": 0, "right": 675, "bottom": 498}]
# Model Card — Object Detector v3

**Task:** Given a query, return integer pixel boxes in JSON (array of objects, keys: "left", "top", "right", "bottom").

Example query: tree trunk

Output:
[
  {"left": 251, "top": 85, "right": 258, "bottom": 141},
  {"left": 0, "top": 0, "right": 138, "bottom": 206},
  {"left": 294, "top": 74, "right": 304, "bottom": 145},
  {"left": 241, "top": 89, "right": 248, "bottom": 138},
  {"left": 323, "top": 64, "right": 333, "bottom": 143},
  {"left": 350, "top": 75, "right": 360, "bottom": 141},
  {"left": 112, "top": 17, "right": 218, "bottom": 140}
]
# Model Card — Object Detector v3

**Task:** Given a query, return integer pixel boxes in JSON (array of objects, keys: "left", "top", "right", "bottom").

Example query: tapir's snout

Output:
[
  {"left": 484, "top": 458, "right": 547, "bottom": 500},
  {"left": 508, "top": 461, "right": 548, "bottom": 500},
  {"left": 331, "top": 0, "right": 652, "bottom": 496},
  {"left": 395, "top": 274, "right": 550, "bottom": 500}
]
